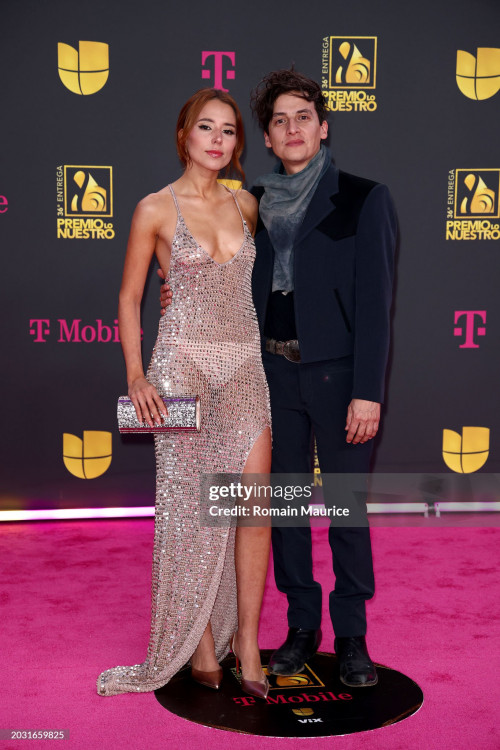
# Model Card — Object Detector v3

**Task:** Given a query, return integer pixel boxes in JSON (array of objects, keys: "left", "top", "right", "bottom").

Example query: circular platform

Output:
[{"left": 154, "top": 650, "right": 423, "bottom": 737}]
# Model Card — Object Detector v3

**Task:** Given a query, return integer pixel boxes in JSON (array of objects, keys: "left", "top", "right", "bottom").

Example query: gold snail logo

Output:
[
  {"left": 58, "top": 41, "right": 109, "bottom": 95},
  {"left": 446, "top": 169, "right": 500, "bottom": 240},
  {"left": 455, "top": 171, "right": 499, "bottom": 218},
  {"left": 442, "top": 427, "right": 489, "bottom": 474},
  {"left": 65, "top": 167, "right": 112, "bottom": 217},
  {"left": 63, "top": 431, "right": 112, "bottom": 479},
  {"left": 71, "top": 170, "right": 106, "bottom": 213},
  {"left": 292, "top": 708, "right": 314, "bottom": 717},
  {"left": 275, "top": 674, "right": 315, "bottom": 688},
  {"left": 335, "top": 41, "right": 372, "bottom": 86},
  {"left": 321, "top": 36, "right": 377, "bottom": 112},
  {"left": 265, "top": 663, "right": 324, "bottom": 691},
  {"left": 456, "top": 48, "right": 500, "bottom": 100},
  {"left": 56, "top": 166, "right": 115, "bottom": 239}
]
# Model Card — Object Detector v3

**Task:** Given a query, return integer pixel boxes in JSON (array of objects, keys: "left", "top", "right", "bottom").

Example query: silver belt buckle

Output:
[{"left": 284, "top": 339, "right": 301, "bottom": 363}]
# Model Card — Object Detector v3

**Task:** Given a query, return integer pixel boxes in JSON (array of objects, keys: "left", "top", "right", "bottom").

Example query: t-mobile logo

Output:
[
  {"left": 201, "top": 52, "right": 235, "bottom": 91},
  {"left": 454, "top": 310, "right": 487, "bottom": 348}
]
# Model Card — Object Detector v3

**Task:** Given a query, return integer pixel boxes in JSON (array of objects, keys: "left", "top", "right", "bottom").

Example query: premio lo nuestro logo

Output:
[
  {"left": 321, "top": 36, "right": 377, "bottom": 112},
  {"left": 456, "top": 48, "right": 500, "bottom": 100},
  {"left": 56, "top": 165, "right": 114, "bottom": 239},
  {"left": 58, "top": 41, "right": 109, "bottom": 95},
  {"left": 446, "top": 169, "right": 500, "bottom": 240}
]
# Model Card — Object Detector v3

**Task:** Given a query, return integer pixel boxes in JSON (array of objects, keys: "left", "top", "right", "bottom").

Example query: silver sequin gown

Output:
[{"left": 97, "top": 185, "right": 271, "bottom": 696}]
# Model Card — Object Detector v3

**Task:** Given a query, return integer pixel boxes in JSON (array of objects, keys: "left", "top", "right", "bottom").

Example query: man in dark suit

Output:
[
  {"left": 248, "top": 69, "right": 396, "bottom": 687},
  {"left": 161, "top": 69, "right": 396, "bottom": 687}
]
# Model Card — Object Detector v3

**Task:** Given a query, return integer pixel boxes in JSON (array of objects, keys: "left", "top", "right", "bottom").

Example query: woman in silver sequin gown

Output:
[{"left": 97, "top": 90, "right": 271, "bottom": 696}]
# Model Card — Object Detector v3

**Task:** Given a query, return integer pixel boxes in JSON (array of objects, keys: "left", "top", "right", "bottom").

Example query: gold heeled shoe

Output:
[
  {"left": 191, "top": 666, "right": 223, "bottom": 690},
  {"left": 230, "top": 634, "right": 269, "bottom": 700}
]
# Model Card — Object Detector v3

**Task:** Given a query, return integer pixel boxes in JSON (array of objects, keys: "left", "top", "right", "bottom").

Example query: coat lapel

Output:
[{"left": 295, "top": 164, "right": 339, "bottom": 245}]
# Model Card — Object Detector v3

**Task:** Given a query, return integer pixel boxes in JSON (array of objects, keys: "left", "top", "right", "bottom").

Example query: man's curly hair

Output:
[{"left": 251, "top": 68, "right": 329, "bottom": 133}]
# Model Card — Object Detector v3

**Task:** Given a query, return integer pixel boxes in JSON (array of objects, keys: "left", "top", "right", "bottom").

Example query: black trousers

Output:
[{"left": 263, "top": 349, "right": 375, "bottom": 637}]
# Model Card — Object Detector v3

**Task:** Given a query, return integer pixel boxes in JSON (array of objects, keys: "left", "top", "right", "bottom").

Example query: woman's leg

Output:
[
  {"left": 191, "top": 427, "right": 271, "bottom": 676},
  {"left": 190, "top": 622, "right": 219, "bottom": 672},
  {"left": 233, "top": 427, "right": 272, "bottom": 680}
]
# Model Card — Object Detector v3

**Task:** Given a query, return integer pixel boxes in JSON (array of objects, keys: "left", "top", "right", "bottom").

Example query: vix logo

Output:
[
  {"left": 454, "top": 310, "right": 486, "bottom": 348},
  {"left": 442, "top": 427, "right": 489, "bottom": 474},
  {"left": 58, "top": 41, "right": 109, "bottom": 95},
  {"left": 201, "top": 52, "right": 235, "bottom": 91},
  {"left": 456, "top": 48, "right": 500, "bottom": 100},
  {"left": 63, "top": 431, "right": 112, "bottom": 479}
]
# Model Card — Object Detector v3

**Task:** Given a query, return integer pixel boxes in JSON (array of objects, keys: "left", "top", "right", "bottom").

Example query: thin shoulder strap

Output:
[
  {"left": 222, "top": 183, "right": 246, "bottom": 224},
  {"left": 168, "top": 184, "right": 180, "bottom": 215}
]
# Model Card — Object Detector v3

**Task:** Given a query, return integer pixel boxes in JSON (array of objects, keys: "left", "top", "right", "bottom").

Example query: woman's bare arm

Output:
[{"left": 118, "top": 196, "right": 167, "bottom": 426}]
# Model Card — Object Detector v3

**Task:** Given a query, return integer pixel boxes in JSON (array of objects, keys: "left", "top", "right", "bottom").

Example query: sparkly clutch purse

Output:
[{"left": 117, "top": 395, "right": 201, "bottom": 433}]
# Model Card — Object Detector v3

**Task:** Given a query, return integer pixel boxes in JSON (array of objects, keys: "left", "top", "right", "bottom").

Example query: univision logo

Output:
[
  {"left": 58, "top": 41, "right": 109, "bottom": 95},
  {"left": 456, "top": 48, "right": 500, "bottom": 100},
  {"left": 63, "top": 431, "right": 112, "bottom": 479},
  {"left": 442, "top": 427, "right": 489, "bottom": 474}
]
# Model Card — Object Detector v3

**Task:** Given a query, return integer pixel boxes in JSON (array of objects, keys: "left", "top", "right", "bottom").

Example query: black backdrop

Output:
[{"left": 1, "top": 0, "right": 499, "bottom": 511}]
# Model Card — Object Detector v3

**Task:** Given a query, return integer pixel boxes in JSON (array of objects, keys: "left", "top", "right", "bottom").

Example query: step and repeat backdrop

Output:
[{"left": 1, "top": 0, "right": 499, "bottom": 511}]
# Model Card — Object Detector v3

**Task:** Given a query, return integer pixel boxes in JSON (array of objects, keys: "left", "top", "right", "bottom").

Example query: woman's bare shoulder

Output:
[
  {"left": 137, "top": 186, "right": 175, "bottom": 213},
  {"left": 235, "top": 189, "right": 258, "bottom": 232},
  {"left": 236, "top": 188, "right": 258, "bottom": 211},
  {"left": 132, "top": 187, "right": 176, "bottom": 228}
]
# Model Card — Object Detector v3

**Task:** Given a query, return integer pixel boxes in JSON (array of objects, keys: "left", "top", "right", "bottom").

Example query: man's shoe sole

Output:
[{"left": 339, "top": 674, "right": 378, "bottom": 687}]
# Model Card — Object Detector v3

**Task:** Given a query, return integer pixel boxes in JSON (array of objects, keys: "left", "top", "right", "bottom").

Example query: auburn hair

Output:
[{"left": 176, "top": 88, "right": 245, "bottom": 183}]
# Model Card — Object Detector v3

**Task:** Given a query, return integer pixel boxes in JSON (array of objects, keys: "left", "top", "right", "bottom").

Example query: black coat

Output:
[{"left": 251, "top": 163, "right": 397, "bottom": 403}]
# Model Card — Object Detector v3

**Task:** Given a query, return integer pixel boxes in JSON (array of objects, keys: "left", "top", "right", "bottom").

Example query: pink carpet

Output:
[{"left": 1, "top": 520, "right": 499, "bottom": 749}]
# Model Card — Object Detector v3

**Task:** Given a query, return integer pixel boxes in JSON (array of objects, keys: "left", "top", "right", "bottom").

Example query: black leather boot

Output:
[
  {"left": 334, "top": 635, "right": 378, "bottom": 687},
  {"left": 268, "top": 628, "right": 322, "bottom": 676}
]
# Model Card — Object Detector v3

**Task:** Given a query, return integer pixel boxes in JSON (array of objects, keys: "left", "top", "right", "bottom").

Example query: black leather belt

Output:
[{"left": 265, "top": 338, "right": 301, "bottom": 363}]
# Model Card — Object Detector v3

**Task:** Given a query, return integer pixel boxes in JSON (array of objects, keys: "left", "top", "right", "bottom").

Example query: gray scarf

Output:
[{"left": 254, "top": 144, "right": 331, "bottom": 292}]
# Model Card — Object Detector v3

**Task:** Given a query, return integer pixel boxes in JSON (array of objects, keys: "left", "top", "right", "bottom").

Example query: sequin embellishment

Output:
[{"left": 97, "top": 185, "right": 271, "bottom": 695}]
